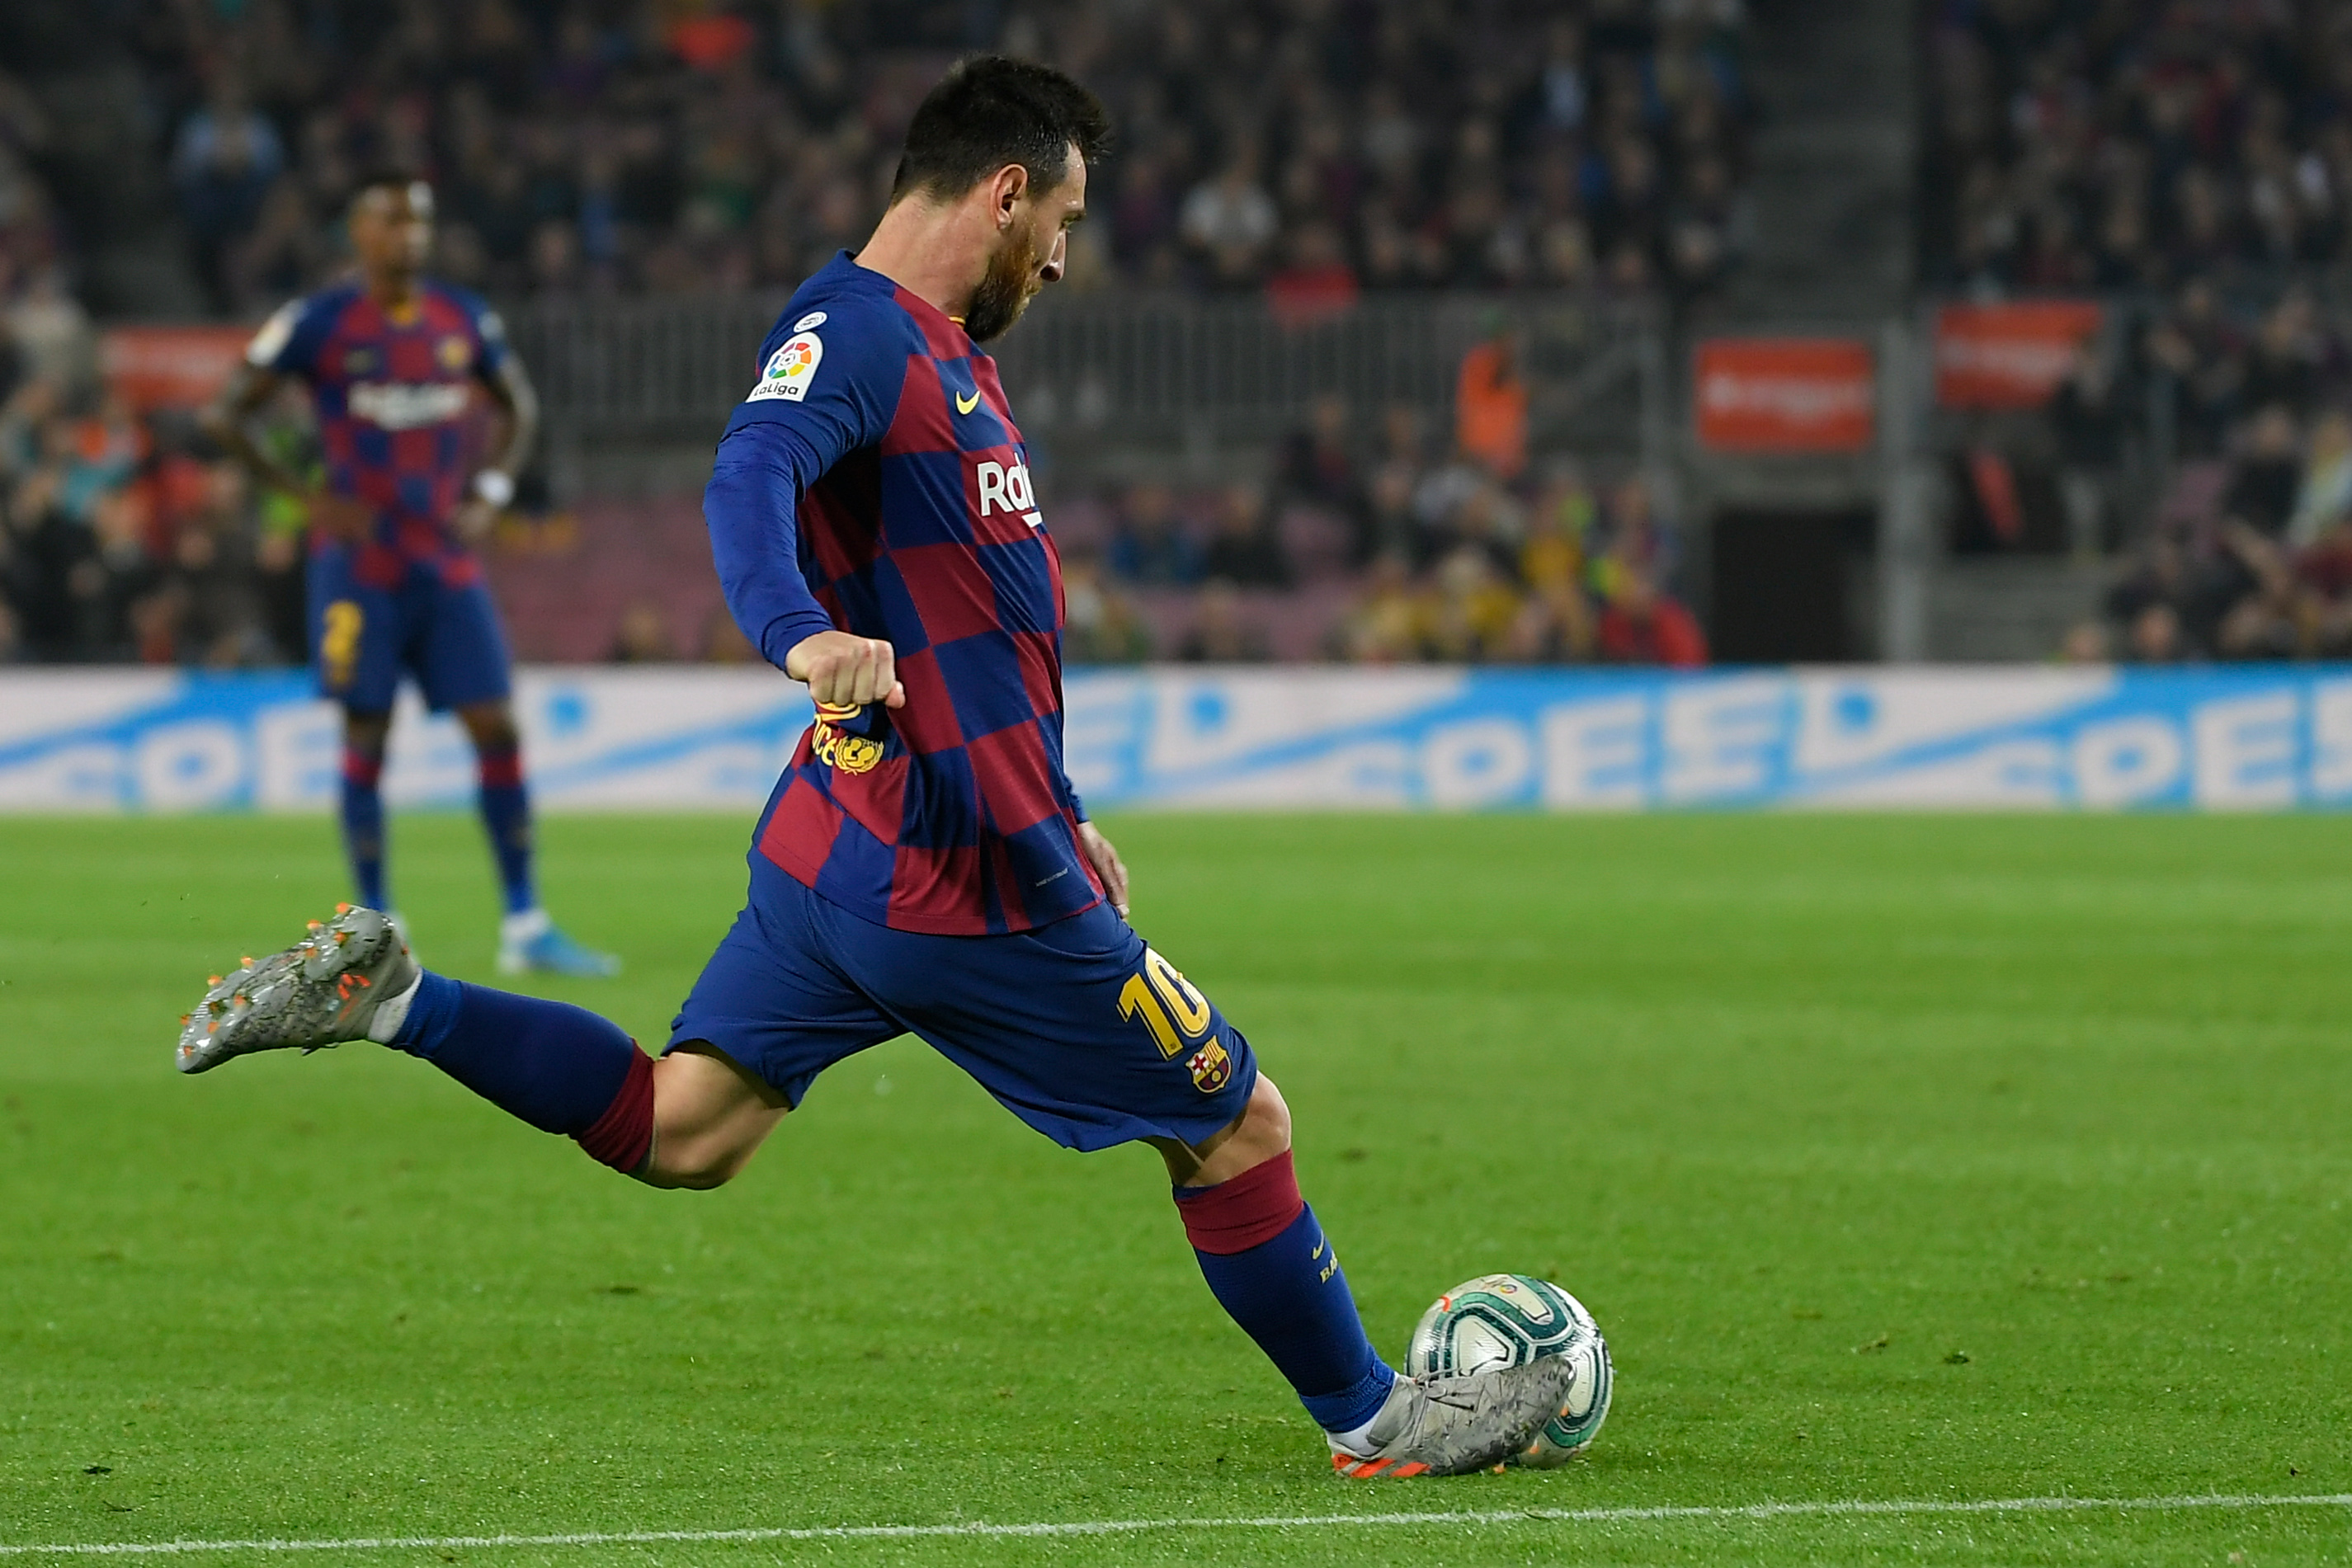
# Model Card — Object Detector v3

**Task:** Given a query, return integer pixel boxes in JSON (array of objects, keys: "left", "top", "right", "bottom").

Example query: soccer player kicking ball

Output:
[
  {"left": 205, "top": 173, "right": 617, "bottom": 977},
  {"left": 177, "top": 57, "right": 1571, "bottom": 1478}
]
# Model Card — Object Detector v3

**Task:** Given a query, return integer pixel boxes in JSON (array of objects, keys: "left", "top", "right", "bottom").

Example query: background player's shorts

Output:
[
  {"left": 667, "top": 857, "right": 1258, "bottom": 1152},
  {"left": 309, "top": 549, "right": 514, "bottom": 714}
]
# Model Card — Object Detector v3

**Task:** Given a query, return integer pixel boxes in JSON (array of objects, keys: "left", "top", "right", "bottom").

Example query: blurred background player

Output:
[
  {"left": 205, "top": 172, "right": 616, "bottom": 977},
  {"left": 177, "top": 57, "right": 1574, "bottom": 1481}
]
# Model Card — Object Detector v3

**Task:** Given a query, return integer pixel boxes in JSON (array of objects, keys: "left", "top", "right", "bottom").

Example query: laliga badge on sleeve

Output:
[
  {"left": 748, "top": 332, "right": 823, "bottom": 402},
  {"left": 245, "top": 300, "right": 300, "bottom": 367}
]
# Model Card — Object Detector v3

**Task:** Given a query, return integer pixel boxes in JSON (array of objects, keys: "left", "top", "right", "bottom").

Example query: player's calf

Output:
[{"left": 177, "top": 906, "right": 655, "bottom": 1175}]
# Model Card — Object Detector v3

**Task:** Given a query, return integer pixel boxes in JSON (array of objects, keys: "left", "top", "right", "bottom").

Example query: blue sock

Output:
[
  {"left": 475, "top": 743, "right": 535, "bottom": 916},
  {"left": 340, "top": 746, "right": 387, "bottom": 909},
  {"left": 389, "top": 973, "right": 634, "bottom": 1135},
  {"left": 1176, "top": 1151, "right": 1396, "bottom": 1433}
]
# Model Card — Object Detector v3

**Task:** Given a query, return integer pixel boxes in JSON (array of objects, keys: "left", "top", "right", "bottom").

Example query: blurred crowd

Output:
[
  {"left": 130, "top": 0, "right": 1751, "bottom": 314},
  {"left": 1925, "top": 0, "right": 2352, "bottom": 294},
  {"left": 1053, "top": 342, "right": 1704, "bottom": 666},
  {"left": 2069, "top": 392, "right": 2352, "bottom": 664},
  {"left": 0, "top": 331, "right": 309, "bottom": 667}
]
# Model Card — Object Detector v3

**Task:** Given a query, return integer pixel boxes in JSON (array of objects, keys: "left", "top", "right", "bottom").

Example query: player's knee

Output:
[
  {"left": 1176, "top": 1073, "right": 1291, "bottom": 1187},
  {"left": 342, "top": 713, "right": 390, "bottom": 759},
  {"left": 460, "top": 702, "right": 519, "bottom": 751},
  {"left": 1239, "top": 1072, "right": 1292, "bottom": 1160}
]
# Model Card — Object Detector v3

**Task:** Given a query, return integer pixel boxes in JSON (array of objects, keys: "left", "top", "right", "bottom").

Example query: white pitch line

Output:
[{"left": 4, "top": 1493, "right": 2349, "bottom": 1557}]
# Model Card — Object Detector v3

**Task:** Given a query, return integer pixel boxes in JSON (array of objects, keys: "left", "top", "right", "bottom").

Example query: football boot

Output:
[
  {"left": 1327, "top": 1358, "right": 1579, "bottom": 1478},
  {"left": 497, "top": 909, "right": 620, "bottom": 977},
  {"left": 176, "top": 905, "right": 418, "bottom": 1074}
]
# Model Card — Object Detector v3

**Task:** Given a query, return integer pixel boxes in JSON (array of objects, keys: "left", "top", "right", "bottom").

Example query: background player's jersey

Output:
[
  {"left": 244, "top": 280, "right": 507, "bottom": 587},
  {"left": 705, "top": 252, "right": 1100, "bottom": 937}
]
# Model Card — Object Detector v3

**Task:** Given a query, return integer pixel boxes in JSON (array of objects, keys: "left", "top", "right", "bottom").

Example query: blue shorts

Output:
[
  {"left": 667, "top": 858, "right": 1259, "bottom": 1152},
  {"left": 309, "top": 550, "right": 513, "bottom": 715}
]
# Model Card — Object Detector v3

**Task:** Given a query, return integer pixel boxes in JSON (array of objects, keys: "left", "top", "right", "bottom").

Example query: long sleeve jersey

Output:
[{"left": 705, "top": 252, "right": 1100, "bottom": 935}]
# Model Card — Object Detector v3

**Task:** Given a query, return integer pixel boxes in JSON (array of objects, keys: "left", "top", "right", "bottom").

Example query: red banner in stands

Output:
[
  {"left": 1693, "top": 338, "right": 1875, "bottom": 452},
  {"left": 100, "top": 326, "right": 252, "bottom": 412},
  {"left": 1933, "top": 301, "right": 2104, "bottom": 409}
]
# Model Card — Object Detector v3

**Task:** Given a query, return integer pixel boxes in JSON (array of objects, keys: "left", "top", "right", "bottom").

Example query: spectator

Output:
[
  {"left": 1265, "top": 222, "right": 1358, "bottom": 323},
  {"left": 2224, "top": 406, "right": 2305, "bottom": 540},
  {"left": 105, "top": 2, "right": 1746, "bottom": 306},
  {"left": 700, "top": 606, "right": 756, "bottom": 664},
  {"left": 1062, "top": 551, "right": 1153, "bottom": 664},
  {"left": 610, "top": 602, "right": 677, "bottom": 662},
  {"left": 2049, "top": 344, "right": 2124, "bottom": 559},
  {"left": 1595, "top": 563, "right": 1708, "bottom": 666},
  {"left": 2143, "top": 281, "right": 2245, "bottom": 462},
  {"left": 2058, "top": 620, "right": 2110, "bottom": 664},
  {"left": 1180, "top": 150, "right": 1279, "bottom": 288},
  {"left": 1199, "top": 483, "right": 1292, "bottom": 590},
  {"left": 2123, "top": 602, "right": 2187, "bottom": 664},
  {"left": 2290, "top": 409, "right": 2352, "bottom": 548},
  {"left": 1277, "top": 394, "right": 1371, "bottom": 560},
  {"left": 1423, "top": 546, "right": 1523, "bottom": 663},
  {"left": 172, "top": 72, "right": 286, "bottom": 313},
  {"left": 1454, "top": 319, "right": 1529, "bottom": 480},
  {"left": 1333, "top": 552, "right": 1424, "bottom": 663},
  {"left": 1106, "top": 483, "right": 1201, "bottom": 586},
  {"left": 2105, "top": 534, "right": 2210, "bottom": 658},
  {"left": 1178, "top": 579, "right": 1270, "bottom": 662}
]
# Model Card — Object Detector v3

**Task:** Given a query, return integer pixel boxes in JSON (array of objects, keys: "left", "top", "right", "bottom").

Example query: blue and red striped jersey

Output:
[
  {"left": 243, "top": 280, "right": 507, "bottom": 587},
  {"left": 705, "top": 252, "right": 1101, "bottom": 936}
]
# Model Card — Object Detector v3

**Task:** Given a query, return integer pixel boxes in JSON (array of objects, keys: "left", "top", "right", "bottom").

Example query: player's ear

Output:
[{"left": 992, "top": 162, "right": 1029, "bottom": 228}]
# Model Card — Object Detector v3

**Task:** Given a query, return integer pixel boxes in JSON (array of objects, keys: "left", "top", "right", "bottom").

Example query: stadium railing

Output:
[{"left": 508, "top": 290, "right": 1671, "bottom": 472}]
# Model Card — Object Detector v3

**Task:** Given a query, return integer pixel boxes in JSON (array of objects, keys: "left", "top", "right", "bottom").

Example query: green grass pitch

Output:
[{"left": 3, "top": 812, "right": 2350, "bottom": 1565}]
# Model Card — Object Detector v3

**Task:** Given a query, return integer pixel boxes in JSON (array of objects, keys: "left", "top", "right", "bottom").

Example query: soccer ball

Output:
[{"left": 1404, "top": 1274, "right": 1612, "bottom": 1466}]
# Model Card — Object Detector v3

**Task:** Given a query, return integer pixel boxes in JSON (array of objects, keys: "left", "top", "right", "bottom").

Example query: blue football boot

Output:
[{"left": 497, "top": 909, "right": 621, "bottom": 977}]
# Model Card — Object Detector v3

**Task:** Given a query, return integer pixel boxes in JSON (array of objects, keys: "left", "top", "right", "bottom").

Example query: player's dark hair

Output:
[{"left": 890, "top": 55, "right": 1110, "bottom": 204}]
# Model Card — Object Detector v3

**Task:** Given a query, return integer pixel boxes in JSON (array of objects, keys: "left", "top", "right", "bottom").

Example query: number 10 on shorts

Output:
[{"left": 1118, "top": 949, "right": 1210, "bottom": 1058}]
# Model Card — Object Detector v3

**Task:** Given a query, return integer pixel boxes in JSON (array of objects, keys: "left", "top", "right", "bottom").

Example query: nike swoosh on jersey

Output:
[{"left": 955, "top": 389, "right": 981, "bottom": 414}]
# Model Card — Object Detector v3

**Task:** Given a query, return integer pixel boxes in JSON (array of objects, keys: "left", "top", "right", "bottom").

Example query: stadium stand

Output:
[
  {"left": 1921, "top": 0, "right": 2352, "bottom": 662},
  {"left": 2, "top": 1, "right": 1746, "bottom": 671},
  {"left": 124, "top": 0, "right": 1751, "bottom": 308}
]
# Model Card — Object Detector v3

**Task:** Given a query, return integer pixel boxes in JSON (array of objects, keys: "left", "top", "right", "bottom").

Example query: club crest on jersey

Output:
[
  {"left": 749, "top": 332, "right": 823, "bottom": 402},
  {"left": 1186, "top": 1038, "right": 1233, "bottom": 1095},
  {"left": 437, "top": 335, "right": 471, "bottom": 370},
  {"left": 809, "top": 702, "right": 883, "bottom": 774}
]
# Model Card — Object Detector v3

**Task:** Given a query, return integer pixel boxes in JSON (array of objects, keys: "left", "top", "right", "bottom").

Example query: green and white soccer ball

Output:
[{"left": 1405, "top": 1274, "right": 1612, "bottom": 1466}]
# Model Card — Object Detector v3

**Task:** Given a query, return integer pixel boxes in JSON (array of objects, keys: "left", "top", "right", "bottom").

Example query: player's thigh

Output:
[
  {"left": 848, "top": 901, "right": 1258, "bottom": 1154},
  {"left": 414, "top": 578, "right": 515, "bottom": 713},
  {"left": 307, "top": 553, "right": 401, "bottom": 711},
  {"left": 665, "top": 864, "right": 902, "bottom": 1115}
]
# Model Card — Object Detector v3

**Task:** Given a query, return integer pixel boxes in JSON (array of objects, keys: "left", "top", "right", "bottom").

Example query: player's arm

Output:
[
  {"left": 456, "top": 305, "right": 540, "bottom": 539},
  {"left": 203, "top": 360, "right": 372, "bottom": 539},
  {"left": 705, "top": 310, "right": 907, "bottom": 708}
]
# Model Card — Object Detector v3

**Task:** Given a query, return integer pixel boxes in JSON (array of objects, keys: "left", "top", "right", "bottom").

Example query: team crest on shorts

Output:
[{"left": 1186, "top": 1038, "right": 1233, "bottom": 1095}]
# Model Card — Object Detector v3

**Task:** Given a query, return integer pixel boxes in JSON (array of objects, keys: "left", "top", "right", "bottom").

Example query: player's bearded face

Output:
[{"left": 964, "top": 218, "right": 1045, "bottom": 344}]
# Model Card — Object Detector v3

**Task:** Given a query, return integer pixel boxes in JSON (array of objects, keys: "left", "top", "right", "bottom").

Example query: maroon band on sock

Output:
[
  {"left": 343, "top": 748, "right": 384, "bottom": 787},
  {"left": 575, "top": 1047, "right": 654, "bottom": 1175},
  {"left": 1173, "top": 1148, "right": 1305, "bottom": 1255},
  {"left": 477, "top": 746, "right": 524, "bottom": 790}
]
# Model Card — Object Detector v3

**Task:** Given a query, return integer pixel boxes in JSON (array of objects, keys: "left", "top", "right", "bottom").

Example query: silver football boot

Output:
[
  {"left": 1328, "top": 1358, "right": 1580, "bottom": 1477},
  {"left": 176, "top": 905, "right": 419, "bottom": 1075}
]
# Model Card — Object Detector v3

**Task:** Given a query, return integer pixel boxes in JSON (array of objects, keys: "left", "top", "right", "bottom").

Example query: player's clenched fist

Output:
[{"left": 785, "top": 629, "right": 907, "bottom": 709}]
